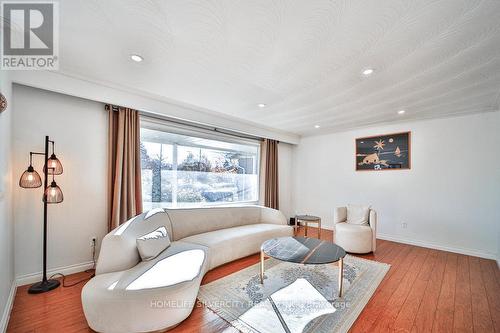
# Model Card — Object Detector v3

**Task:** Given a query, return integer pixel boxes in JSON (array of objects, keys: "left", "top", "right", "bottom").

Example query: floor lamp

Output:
[{"left": 19, "top": 135, "right": 64, "bottom": 294}]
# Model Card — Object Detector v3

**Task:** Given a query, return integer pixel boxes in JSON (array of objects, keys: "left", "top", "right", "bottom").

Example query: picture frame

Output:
[{"left": 355, "top": 131, "right": 411, "bottom": 171}]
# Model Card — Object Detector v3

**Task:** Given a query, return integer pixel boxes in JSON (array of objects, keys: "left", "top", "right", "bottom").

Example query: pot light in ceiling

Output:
[
  {"left": 398, "top": 110, "right": 406, "bottom": 115},
  {"left": 257, "top": 103, "right": 267, "bottom": 108},
  {"left": 130, "top": 54, "right": 144, "bottom": 62},
  {"left": 362, "top": 68, "right": 374, "bottom": 76},
  {"left": 314, "top": 125, "right": 320, "bottom": 129}
]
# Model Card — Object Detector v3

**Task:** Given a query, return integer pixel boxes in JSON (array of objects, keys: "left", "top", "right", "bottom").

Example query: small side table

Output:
[{"left": 295, "top": 215, "right": 321, "bottom": 239}]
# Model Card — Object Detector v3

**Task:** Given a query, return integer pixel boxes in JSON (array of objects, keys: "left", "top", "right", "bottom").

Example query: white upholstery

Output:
[
  {"left": 165, "top": 205, "right": 285, "bottom": 240},
  {"left": 182, "top": 223, "right": 292, "bottom": 270},
  {"left": 334, "top": 206, "right": 377, "bottom": 254},
  {"left": 82, "top": 241, "right": 208, "bottom": 333},
  {"left": 96, "top": 210, "right": 174, "bottom": 275},
  {"left": 136, "top": 226, "right": 171, "bottom": 261},
  {"left": 82, "top": 205, "right": 292, "bottom": 332},
  {"left": 346, "top": 204, "right": 371, "bottom": 225}
]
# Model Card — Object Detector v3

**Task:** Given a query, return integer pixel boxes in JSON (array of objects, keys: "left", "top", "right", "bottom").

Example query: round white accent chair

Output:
[{"left": 334, "top": 206, "right": 377, "bottom": 254}]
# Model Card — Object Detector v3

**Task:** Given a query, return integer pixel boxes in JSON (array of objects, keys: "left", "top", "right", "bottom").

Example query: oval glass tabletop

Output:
[{"left": 261, "top": 236, "right": 346, "bottom": 265}]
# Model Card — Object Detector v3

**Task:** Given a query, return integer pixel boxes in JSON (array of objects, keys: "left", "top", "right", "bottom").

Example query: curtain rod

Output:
[{"left": 138, "top": 111, "right": 265, "bottom": 142}]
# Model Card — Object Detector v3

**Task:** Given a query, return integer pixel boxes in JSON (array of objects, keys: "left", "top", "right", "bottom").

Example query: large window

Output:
[{"left": 140, "top": 124, "right": 260, "bottom": 210}]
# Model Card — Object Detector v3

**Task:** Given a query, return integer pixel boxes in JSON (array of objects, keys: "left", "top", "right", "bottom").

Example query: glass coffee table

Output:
[{"left": 260, "top": 236, "right": 347, "bottom": 297}]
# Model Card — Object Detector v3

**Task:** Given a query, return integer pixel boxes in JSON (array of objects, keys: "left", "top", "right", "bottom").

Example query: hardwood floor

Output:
[{"left": 7, "top": 227, "right": 500, "bottom": 333}]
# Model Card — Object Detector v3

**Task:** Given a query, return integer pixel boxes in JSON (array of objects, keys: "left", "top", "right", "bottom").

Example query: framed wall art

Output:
[{"left": 355, "top": 131, "right": 411, "bottom": 171}]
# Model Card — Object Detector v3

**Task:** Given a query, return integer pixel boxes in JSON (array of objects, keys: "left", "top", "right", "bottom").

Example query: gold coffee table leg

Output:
[
  {"left": 305, "top": 221, "right": 308, "bottom": 237},
  {"left": 338, "top": 258, "right": 344, "bottom": 298},
  {"left": 260, "top": 250, "right": 265, "bottom": 284}
]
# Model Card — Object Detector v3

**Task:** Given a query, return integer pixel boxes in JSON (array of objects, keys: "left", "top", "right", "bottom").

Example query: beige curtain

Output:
[
  {"left": 106, "top": 104, "right": 143, "bottom": 231},
  {"left": 261, "top": 139, "right": 279, "bottom": 209}
]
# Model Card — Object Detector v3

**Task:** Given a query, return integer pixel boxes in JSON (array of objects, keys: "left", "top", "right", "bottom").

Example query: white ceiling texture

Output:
[{"left": 58, "top": 0, "right": 500, "bottom": 136}]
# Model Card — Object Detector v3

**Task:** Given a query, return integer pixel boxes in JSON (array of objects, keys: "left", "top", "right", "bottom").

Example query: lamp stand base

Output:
[{"left": 28, "top": 279, "right": 60, "bottom": 294}]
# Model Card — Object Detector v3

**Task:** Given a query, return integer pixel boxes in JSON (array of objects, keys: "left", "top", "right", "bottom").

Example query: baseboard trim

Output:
[
  {"left": 1, "top": 281, "right": 16, "bottom": 333},
  {"left": 377, "top": 233, "right": 496, "bottom": 260},
  {"left": 295, "top": 226, "right": 496, "bottom": 260},
  {"left": 15, "top": 261, "right": 94, "bottom": 287}
]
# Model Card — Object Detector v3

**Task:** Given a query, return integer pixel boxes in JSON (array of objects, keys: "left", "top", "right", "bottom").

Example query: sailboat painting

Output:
[{"left": 355, "top": 132, "right": 411, "bottom": 171}]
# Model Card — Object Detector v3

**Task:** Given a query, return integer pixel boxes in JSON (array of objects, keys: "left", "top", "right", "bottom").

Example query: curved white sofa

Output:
[{"left": 82, "top": 205, "right": 292, "bottom": 333}]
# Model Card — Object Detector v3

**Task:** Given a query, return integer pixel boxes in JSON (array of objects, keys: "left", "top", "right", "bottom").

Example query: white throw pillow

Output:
[
  {"left": 346, "top": 204, "right": 371, "bottom": 225},
  {"left": 136, "top": 226, "right": 171, "bottom": 261}
]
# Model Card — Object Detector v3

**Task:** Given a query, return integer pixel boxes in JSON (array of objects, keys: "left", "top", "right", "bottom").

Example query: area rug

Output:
[{"left": 198, "top": 255, "right": 390, "bottom": 333}]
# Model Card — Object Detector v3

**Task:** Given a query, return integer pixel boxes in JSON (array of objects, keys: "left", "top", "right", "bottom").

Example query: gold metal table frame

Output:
[{"left": 294, "top": 215, "right": 322, "bottom": 239}]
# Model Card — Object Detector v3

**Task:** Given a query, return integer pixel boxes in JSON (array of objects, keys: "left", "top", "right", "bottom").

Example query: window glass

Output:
[{"left": 141, "top": 127, "right": 259, "bottom": 209}]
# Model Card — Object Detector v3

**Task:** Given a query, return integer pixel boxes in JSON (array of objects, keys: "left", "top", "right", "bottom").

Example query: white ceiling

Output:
[{"left": 55, "top": 0, "right": 500, "bottom": 136}]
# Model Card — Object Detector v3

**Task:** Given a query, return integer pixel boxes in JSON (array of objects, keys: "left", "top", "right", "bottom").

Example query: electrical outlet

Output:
[{"left": 401, "top": 222, "right": 408, "bottom": 229}]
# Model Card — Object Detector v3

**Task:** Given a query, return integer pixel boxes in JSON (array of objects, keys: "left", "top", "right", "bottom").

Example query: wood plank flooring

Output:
[{"left": 7, "top": 227, "right": 500, "bottom": 332}]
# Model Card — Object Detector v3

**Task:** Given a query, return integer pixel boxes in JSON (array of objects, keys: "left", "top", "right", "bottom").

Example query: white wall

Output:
[
  {"left": 293, "top": 112, "right": 500, "bottom": 259},
  {"left": 12, "top": 85, "right": 108, "bottom": 283},
  {"left": 0, "top": 72, "right": 15, "bottom": 332}
]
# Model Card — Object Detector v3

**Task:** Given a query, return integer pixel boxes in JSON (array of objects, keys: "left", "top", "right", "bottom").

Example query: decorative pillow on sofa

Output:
[
  {"left": 136, "top": 226, "right": 171, "bottom": 261},
  {"left": 346, "top": 204, "right": 371, "bottom": 225}
]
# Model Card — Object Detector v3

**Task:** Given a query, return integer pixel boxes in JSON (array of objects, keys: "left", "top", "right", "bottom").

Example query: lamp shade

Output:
[
  {"left": 19, "top": 166, "right": 42, "bottom": 188},
  {"left": 45, "top": 154, "right": 63, "bottom": 175},
  {"left": 43, "top": 181, "right": 64, "bottom": 204}
]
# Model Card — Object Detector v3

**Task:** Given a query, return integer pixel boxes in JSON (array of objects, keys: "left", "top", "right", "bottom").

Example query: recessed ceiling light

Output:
[
  {"left": 130, "top": 54, "right": 143, "bottom": 62},
  {"left": 398, "top": 110, "right": 406, "bottom": 115},
  {"left": 257, "top": 103, "right": 266, "bottom": 108},
  {"left": 362, "top": 68, "right": 374, "bottom": 76},
  {"left": 314, "top": 125, "right": 320, "bottom": 129}
]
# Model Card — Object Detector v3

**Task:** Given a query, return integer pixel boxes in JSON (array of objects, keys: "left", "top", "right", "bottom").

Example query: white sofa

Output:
[
  {"left": 81, "top": 205, "right": 292, "bottom": 333},
  {"left": 334, "top": 206, "right": 377, "bottom": 254}
]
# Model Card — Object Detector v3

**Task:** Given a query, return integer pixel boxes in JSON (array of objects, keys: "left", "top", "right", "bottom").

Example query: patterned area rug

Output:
[{"left": 198, "top": 255, "right": 390, "bottom": 333}]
